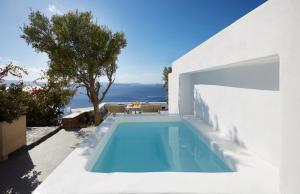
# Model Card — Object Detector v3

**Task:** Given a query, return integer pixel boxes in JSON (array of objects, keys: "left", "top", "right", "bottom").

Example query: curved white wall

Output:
[{"left": 168, "top": 0, "right": 300, "bottom": 193}]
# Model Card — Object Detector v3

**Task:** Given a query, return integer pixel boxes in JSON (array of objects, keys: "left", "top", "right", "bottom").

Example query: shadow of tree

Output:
[
  {"left": 193, "top": 90, "right": 246, "bottom": 149},
  {"left": 228, "top": 126, "right": 246, "bottom": 148},
  {"left": 64, "top": 127, "right": 97, "bottom": 150},
  {"left": 65, "top": 127, "right": 90, "bottom": 139},
  {"left": 194, "top": 90, "right": 220, "bottom": 132},
  {"left": 0, "top": 151, "right": 41, "bottom": 194},
  {"left": 71, "top": 121, "right": 115, "bottom": 160}
]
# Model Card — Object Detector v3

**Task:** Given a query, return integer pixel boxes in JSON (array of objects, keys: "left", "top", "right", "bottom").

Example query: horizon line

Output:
[{"left": 4, "top": 79, "right": 164, "bottom": 85}]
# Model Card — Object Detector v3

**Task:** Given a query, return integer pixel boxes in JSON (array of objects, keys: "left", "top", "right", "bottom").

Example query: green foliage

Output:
[
  {"left": 25, "top": 75, "right": 75, "bottom": 126},
  {"left": 0, "top": 63, "right": 28, "bottom": 123},
  {"left": 21, "top": 10, "right": 127, "bottom": 125},
  {"left": 162, "top": 66, "right": 172, "bottom": 101},
  {"left": 0, "top": 62, "right": 73, "bottom": 125},
  {"left": 0, "top": 83, "right": 27, "bottom": 123}
]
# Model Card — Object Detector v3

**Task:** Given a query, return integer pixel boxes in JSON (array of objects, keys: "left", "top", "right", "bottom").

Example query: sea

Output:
[
  {"left": 68, "top": 83, "right": 166, "bottom": 108},
  {"left": 4, "top": 80, "right": 166, "bottom": 109}
]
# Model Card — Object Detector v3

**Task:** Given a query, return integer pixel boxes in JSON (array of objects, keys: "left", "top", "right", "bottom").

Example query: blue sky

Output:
[{"left": 0, "top": 0, "right": 265, "bottom": 83}]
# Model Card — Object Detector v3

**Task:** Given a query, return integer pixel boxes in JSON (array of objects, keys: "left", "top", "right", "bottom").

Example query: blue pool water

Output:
[{"left": 91, "top": 121, "right": 232, "bottom": 172}]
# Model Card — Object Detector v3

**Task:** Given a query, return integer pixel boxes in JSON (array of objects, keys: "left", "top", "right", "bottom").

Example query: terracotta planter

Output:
[{"left": 0, "top": 115, "right": 26, "bottom": 160}]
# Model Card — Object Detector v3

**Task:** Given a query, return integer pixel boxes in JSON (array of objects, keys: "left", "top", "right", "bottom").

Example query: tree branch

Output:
[{"left": 98, "top": 78, "right": 114, "bottom": 103}]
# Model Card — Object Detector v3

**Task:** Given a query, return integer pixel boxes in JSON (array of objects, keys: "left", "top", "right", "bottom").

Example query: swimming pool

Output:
[
  {"left": 89, "top": 120, "right": 232, "bottom": 172},
  {"left": 34, "top": 115, "right": 279, "bottom": 194}
]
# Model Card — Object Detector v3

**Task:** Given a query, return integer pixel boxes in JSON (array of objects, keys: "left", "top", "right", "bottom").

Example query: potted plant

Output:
[{"left": 0, "top": 63, "right": 27, "bottom": 160}]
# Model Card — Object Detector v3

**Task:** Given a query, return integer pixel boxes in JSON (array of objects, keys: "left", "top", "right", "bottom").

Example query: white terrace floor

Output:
[
  {"left": 0, "top": 126, "right": 95, "bottom": 193},
  {"left": 0, "top": 113, "right": 166, "bottom": 193},
  {"left": 33, "top": 113, "right": 279, "bottom": 194}
]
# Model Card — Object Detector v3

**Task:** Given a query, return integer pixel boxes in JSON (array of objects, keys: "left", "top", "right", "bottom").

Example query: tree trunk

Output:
[
  {"left": 89, "top": 88, "right": 101, "bottom": 126},
  {"left": 87, "top": 80, "right": 114, "bottom": 126},
  {"left": 93, "top": 101, "right": 101, "bottom": 125}
]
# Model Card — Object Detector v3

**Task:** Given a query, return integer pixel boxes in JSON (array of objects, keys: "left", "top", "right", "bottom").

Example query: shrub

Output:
[
  {"left": 25, "top": 78, "right": 75, "bottom": 126},
  {"left": 0, "top": 63, "right": 28, "bottom": 123},
  {"left": 0, "top": 62, "right": 27, "bottom": 83},
  {"left": 0, "top": 83, "right": 27, "bottom": 123},
  {"left": 0, "top": 63, "right": 74, "bottom": 126}
]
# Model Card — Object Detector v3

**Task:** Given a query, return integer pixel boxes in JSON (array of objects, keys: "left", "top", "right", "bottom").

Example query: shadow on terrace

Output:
[
  {"left": 0, "top": 151, "right": 41, "bottom": 194},
  {"left": 0, "top": 125, "right": 96, "bottom": 194}
]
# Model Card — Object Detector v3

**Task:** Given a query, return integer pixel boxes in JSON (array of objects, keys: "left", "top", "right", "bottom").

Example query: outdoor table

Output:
[{"left": 126, "top": 104, "right": 141, "bottom": 114}]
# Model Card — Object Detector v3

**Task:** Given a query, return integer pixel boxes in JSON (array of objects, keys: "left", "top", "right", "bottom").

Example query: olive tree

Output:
[{"left": 21, "top": 10, "right": 127, "bottom": 125}]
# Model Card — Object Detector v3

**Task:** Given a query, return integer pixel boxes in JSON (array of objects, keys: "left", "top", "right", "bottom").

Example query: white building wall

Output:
[
  {"left": 168, "top": 0, "right": 300, "bottom": 193},
  {"left": 178, "top": 74, "right": 194, "bottom": 115},
  {"left": 168, "top": 73, "right": 179, "bottom": 114},
  {"left": 193, "top": 84, "right": 280, "bottom": 164},
  {"left": 280, "top": 1, "right": 300, "bottom": 194}
]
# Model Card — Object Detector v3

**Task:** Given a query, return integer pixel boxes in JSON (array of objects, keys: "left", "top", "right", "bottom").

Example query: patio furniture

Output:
[
  {"left": 141, "top": 104, "right": 161, "bottom": 113},
  {"left": 106, "top": 104, "right": 127, "bottom": 116},
  {"left": 126, "top": 103, "right": 141, "bottom": 114}
]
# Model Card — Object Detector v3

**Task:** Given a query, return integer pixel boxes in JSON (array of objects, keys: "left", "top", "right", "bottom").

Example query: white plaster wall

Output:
[
  {"left": 280, "top": 1, "right": 300, "bottom": 193},
  {"left": 194, "top": 85, "right": 280, "bottom": 167},
  {"left": 176, "top": 55, "right": 281, "bottom": 168},
  {"left": 178, "top": 74, "right": 194, "bottom": 115},
  {"left": 191, "top": 56, "right": 281, "bottom": 167},
  {"left": 168, "top": 0, "right": 300, "bottom": 193},
  {"left": 168, "top": 73, "right": 178, "bottom": 113}
]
